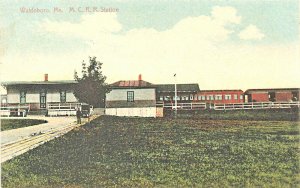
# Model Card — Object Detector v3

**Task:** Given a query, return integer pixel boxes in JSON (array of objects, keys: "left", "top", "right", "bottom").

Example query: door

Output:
[
  {"left": 268, "top": 92, "right": 276, "bottom": 102},
  {"left": 40, "top": 90, "right": 47, "bottom": 108}
]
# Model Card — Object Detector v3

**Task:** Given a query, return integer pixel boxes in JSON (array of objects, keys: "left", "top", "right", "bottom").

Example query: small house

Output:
[{"left": 105, "top": 75, "right": 163, "bottom": 117}]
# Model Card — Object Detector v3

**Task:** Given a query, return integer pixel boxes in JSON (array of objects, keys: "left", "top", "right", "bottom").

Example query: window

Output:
[
  {"left": 206, "top": 95, "right": 210, "bottom": 100},
  {"left": 182, "top": 96, "right": 188, "bottom": 100},
  {"left": 127, "top": 91, "right": 134, "bottom": 102},
  {"left": 234, "top": 94, "right": 238, "bottom": 100},
  {"left": 240, "top": 95, "right": 243, "bottom": 100},
  {"left": 20, "top": 91, "right": 26, "bottom": 104},
  {"left": 159, "top": 96, "right": 164, "bottom": 101},
  {"left": 215, "top": 95, "right": 222, "bottom": 100},
  {"left": 60, "top": 91, "right": 66, "bottom": 103},
  {"left": 190, "top": 94, "right": 194, "bottom": 100},
  {"left": 202, "top": 96, "right": 206, "bottom": 100},
  {"left": 208, "top": 95, "right": 214, "bottom": 101},
  {"left": 225, "top": 95, "right": 231, "bottom": 100},
  {"left": 198, "top": 95, "right": 201, "bottom": 100}
]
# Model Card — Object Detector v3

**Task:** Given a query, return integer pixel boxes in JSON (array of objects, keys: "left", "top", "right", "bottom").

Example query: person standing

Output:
[{"left": 76, "top": 108, "right": 81, "bottom": 124}]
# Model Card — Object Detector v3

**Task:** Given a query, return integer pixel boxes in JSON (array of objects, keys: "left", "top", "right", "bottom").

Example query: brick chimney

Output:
[
  {"left": 44, "top": 74, "right": 48, "bottom": 81},
  {"left": 138, "top": 74, "right": 142, "bottom": 86}
]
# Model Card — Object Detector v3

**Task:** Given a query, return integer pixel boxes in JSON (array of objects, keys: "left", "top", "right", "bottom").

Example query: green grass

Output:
[
  {"left": 1, "top": 116, "right": 300, "bottom": 187},
  {"left": 171, "top": 109, "right": 299, "bottom": 121},
  {"left": 1, "top": 119, "right": 47, "bottom": 131}
]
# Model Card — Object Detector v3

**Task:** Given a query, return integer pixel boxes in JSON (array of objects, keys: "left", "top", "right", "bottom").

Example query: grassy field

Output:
[
  {"left": 1, "top": 119, "right": 47, "bottom": 131},
  {"left": 1, "top": 116, "right": 300, "bottom": 187},
  {"left": 167, "top": 109, "right": 299, "bottom": 121}
]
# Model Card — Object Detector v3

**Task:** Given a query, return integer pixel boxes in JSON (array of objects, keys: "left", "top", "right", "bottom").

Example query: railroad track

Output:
[{"left": 1, "top": 115, "right": 99, "bottom": 163}]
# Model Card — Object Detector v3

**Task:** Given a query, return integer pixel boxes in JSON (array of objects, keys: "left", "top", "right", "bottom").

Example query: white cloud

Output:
[
  {"left": 238, "top": 24, "right": 265, "bottom": 40},
  {"left": 211, "top": 6, "right": 241, "bottom": 25},
  {"left": 2, "top": 6, "right": 299, "bottom": 92},
  {"left": 40, "top": 13, "right": 122, "bottom": 39}
]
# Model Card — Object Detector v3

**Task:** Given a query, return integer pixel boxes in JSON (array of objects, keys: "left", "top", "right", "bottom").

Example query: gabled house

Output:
[{"left": 105, "top": 75, "right": 163, "bottom": 117}]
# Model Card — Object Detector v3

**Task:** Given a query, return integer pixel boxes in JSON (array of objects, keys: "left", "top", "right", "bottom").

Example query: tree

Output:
[{"left": 74, "top": 56, "right": 108, "bottom": 107}]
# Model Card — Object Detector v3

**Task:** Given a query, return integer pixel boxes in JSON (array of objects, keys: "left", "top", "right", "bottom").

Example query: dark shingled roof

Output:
[
  {"left": 1, "top": 80, "right": 78, "bottom": 88},
  {"left": 155, "top": 84, "right": 200, "bottom": 92},
  {"left": 1, "top": 80, "right": 77, "bottom": 86},
  {"left": 200, "top": 89, "right": 243, "bottom": 92}
]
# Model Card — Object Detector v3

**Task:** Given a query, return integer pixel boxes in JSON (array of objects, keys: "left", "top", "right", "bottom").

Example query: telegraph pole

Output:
[{"left": 174, "top": 73, "right": 177, "bottom": 117}]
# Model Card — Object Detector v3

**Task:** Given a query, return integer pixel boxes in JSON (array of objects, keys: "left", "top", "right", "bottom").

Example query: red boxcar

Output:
[{"left": 244, "top": 88, "right": 300, "bottom": 102}]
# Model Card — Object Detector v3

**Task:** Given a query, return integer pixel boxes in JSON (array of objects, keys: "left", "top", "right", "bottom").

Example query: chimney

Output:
[
  {"left": 44, "top": 74, "right": 48, "bottom": 81},
  {"left": 138, "top": 74, "right": 142, "bottom": 86}
]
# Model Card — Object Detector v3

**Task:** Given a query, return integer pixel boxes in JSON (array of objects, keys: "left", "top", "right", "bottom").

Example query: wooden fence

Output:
[
  {"left": 47, "top": 103, "right": 80, "bottom": 116},
  {"left": 0, "top": 105, "right": 30, "bottom": 117},
  {"left": 213, "top": 102, "right": 300, "bottom": 111},
  {"left": 157, "top": 101, "right": 300, "bottom": 111}
]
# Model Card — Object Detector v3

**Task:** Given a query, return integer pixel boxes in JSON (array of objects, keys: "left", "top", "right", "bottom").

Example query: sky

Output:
[{"left": 0, "top": 0, "right": 299, "bottom": 93}]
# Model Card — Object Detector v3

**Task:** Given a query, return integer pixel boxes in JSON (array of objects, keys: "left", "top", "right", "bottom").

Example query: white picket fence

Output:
[
  {"left": 157, "top": 101, "right": 300, "bottom": 111},
  {"left": 0, "top": 105, "right": 30, "bottom": 117},
  {"left": 47, "top": 103, "right": 80, "bottom": 116},
  {"left": 213, "top": 102, "right": 300, "bottom": 111}
]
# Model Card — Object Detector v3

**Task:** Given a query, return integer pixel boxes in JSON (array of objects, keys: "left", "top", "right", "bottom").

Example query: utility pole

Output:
[{"left": 174, "top": 73, "right": 177, "bottom": 117}]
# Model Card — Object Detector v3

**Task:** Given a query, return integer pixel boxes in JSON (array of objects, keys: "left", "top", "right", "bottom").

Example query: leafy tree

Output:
[{"left": 74, "top": 56, "right": 108, "bottom": 107}]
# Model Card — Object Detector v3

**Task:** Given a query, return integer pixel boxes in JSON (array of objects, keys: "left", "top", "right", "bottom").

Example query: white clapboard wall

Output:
[{"left": 106, "top": 107, "right": 157, "bottom": 117}]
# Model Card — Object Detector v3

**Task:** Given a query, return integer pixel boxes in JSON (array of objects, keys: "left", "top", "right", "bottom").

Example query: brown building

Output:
[{"left": 155, "top": 84, "right": 200, "bottom": 103}]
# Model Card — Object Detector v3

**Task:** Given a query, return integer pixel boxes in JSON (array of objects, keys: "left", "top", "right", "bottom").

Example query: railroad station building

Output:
[{"left": 1, "top": 74, "right": 78, "bottom": 111}]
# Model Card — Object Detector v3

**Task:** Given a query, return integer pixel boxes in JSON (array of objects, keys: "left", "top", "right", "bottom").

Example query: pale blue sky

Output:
[
  {"left": 0, "top": 0, "right": 299, "bottom": 91},
  {"left": 1, "top": 0, "right": 298, "bottom": 53}
]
